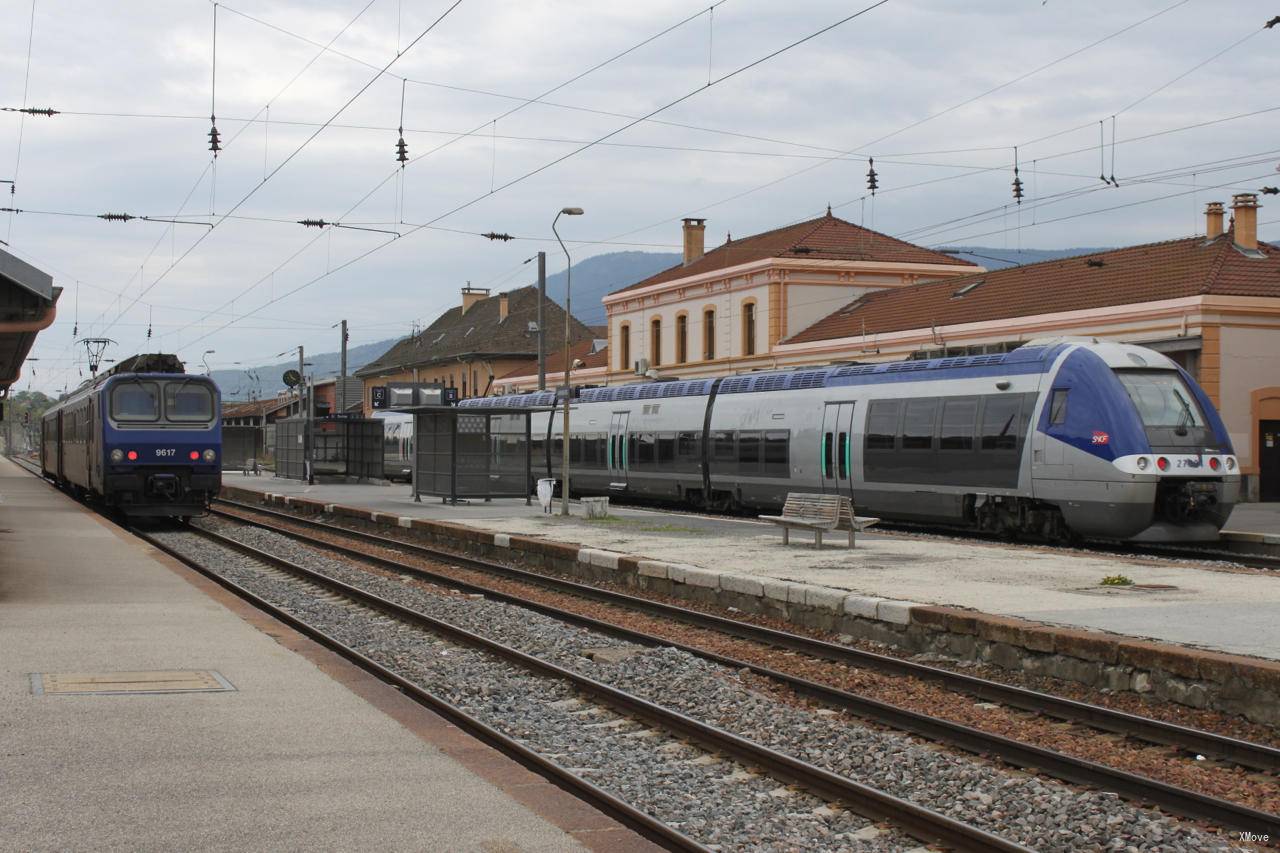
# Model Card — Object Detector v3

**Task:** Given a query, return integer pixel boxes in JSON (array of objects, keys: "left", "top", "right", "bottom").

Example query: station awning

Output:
[{"left": 0, "top": 247, "right": 58, "bottom": 397}]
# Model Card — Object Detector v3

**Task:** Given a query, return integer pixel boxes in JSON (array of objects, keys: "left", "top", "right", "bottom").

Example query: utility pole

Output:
[
  {"left": 334, "top": 319, "right": 349, "bottom": 413},
  {"left": 536, "top": 252, "right": 546, "bottom": 391},
  {"left": 298, "top": 345, "right": 313, "bottom": 485}
]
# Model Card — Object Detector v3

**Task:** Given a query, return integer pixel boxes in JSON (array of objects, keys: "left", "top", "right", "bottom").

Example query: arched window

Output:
[
  {"left": 650, "top": 317, "right": 662, "bottom": 367},
  {"left": 742, "top": 301, "right": 757, "bottom": 356},
  {"left": 675, "top": 313, "right": 688, "bottom": 363},
  {"left": 618, "top": 323, "right": 631, "bottom": 371},
  {"left": 703, "top": 308, "right": 716, "bottom": 360}
]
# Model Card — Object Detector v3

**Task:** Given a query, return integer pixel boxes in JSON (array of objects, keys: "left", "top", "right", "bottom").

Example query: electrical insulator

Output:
[
  {"left": 208, "top": 118, "right": 222, "bottom": 156},
  {"left": 298, "top": 218, "right": 329, "bottom": 228},
  {"left": 395, "top": 130, "right": 409, "bottom": 166},
  {"left": 98, "top": 212, "right": 136, "bottom": 222},
  {"left": 865, "top": 158, "right": 878, "bottom": 196},
  {"left": 1012, "top": 169, "right": 1024, "bottom": 204}
]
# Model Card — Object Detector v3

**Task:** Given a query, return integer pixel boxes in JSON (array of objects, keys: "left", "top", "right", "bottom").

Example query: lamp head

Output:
[{"left": 560, "top": 207, "right": 584, "bottom": 215}]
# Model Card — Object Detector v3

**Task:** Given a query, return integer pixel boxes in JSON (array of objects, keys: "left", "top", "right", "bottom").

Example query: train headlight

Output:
[
  {"left": 110, "top": 448, "right": 124, "bottom": 462},
  {"left": 1135, "top": 456, "right": 1149, "bottom": 470},
  {"left": 203, "top": 449, "right": 216, "bottom": 462},
  {"left": 1226, "top": 456, "right": 1237, "bottom": 471},
  {"left": 1156, "top": 456, "right": 1170, "bottom": 472}
]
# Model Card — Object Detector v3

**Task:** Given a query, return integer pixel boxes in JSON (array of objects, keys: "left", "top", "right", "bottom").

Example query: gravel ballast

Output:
[
  {"left": 155, "top": 528, "right": 919, "bottom": 853},
  {"left": 175, "top": 520, "right": 1250, "bottom": 852}
]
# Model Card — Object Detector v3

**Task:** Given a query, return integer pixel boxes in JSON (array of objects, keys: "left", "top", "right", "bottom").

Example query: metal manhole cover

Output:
[{"left": 31, "top": 670, "right": 235, "bottom": 696}]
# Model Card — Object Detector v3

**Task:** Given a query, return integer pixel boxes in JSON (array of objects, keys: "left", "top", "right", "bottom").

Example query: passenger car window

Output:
[
  {"left": 164, "top": 382, "right": 214, "bottom": 422},
  {"left": 111, "top": 381, "right": 160, "bottom": 422},
  {"left": 866, "top": 400, "right": 900, "bottom": 450},
  {"left": 902, "top": 399, "right": 938, "bottom": 450},
  {"left": 940, "top": 398, "right": 977, "bottom": 450},
  {"left": 980, "top": 396, "right": 1022, "bottom": 451}
]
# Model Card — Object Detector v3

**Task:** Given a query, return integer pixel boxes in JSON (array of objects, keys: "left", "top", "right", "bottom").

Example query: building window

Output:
[
  {"left": 650, "top": 317, "right": 662, "bottom": 367},
  {"left": 742, "top": 301, "right": 756, "bottom": 356},
  {"left": 703, "top": 308, "right": 715, "bottom": 360},
  {"left": 675, "top": 314, "right": 688, "bottom": 363},
  {"left": 619, "top": 323, "right": 630, "bottom": 371}
]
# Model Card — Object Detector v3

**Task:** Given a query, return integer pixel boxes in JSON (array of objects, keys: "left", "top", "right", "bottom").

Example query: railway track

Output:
[
  {"left": 210, "top": 499, "right": 1280, "bottom": 840},
  {"left": 141, "top": 522, "right": 1036, "bottom": 853}
]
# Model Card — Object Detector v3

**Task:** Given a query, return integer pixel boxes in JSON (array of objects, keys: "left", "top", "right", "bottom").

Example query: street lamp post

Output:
[
  {"left": 202, "top": 349, "right": 215, "bottom": 375},
  {"left": 551, "top": 206, "right": 583, "bottom": 516}
]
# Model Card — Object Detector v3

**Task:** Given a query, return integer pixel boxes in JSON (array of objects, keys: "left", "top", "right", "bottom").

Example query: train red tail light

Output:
[
  {"left": 1156, "top": 456, "right": 1169, "bottom": 471},
  {"left": 189, "top": 450, "right": 200, "bottom": 460},
  {"left": 126, "top": 450, "right": 138, "bottom": 461},
  {"left": 1209, "top": 457, "right": 1221, "bottom": 471}
]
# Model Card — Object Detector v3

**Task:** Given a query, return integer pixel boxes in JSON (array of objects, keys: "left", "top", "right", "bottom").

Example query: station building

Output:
[
  {"left": 600, "top": 212, "right": 979, "bottom": 381},
  {"left": 356, "top": 284, "right": 594, "bottom": 412}
]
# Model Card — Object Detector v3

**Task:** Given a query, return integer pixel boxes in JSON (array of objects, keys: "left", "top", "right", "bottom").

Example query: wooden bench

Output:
[{"left": 759, "top": 493, "right": 850, "bottom": 549}]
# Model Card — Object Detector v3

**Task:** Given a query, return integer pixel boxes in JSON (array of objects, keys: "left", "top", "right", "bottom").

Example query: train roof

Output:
[{"left": 462, "top": 342, "right": 1075, "bottom": 409}]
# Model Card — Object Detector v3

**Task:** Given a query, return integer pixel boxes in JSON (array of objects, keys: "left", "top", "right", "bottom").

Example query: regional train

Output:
[
  {"left": 41, "top": 354, "right": 222, "bottom": 518},
  {"left": 458, "top": 339, "right": 1238, "bottom": 543}
]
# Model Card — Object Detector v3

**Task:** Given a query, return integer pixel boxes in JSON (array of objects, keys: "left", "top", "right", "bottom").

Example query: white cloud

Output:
[{"left": 3, "top": 0, "right": 1277, "bottom": 392}]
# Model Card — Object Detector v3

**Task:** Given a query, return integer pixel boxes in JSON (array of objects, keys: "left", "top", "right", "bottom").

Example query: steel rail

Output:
[
  {"left": 170, "top": 522, "right": 1034, "bottom": 853},
  {"left": 208, "top": 503, "right": 1280, "bottom": 837},
  {"left": 133, "top": 527, "right": 712, "bottom": 853},
  {"left": 214, "top": 498, "right": 1280, "bottom": 773}
]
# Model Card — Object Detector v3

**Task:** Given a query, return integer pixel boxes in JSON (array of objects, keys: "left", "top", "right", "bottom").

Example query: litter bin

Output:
[{"left": 536, "top": 478, "right": 556, "bottom": 514}]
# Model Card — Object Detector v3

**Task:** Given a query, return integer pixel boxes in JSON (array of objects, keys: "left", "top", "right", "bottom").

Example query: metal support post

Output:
[{"left": 537, "top": 251, "right": 546, "bottom": 391}]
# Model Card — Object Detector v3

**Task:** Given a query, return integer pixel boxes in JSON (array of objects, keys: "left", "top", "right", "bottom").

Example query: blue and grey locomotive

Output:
[
  {"left": 462, "top": 339, "right": 1238, "bottom": 542},
  {"left": 41, "top": 354, "right": 221, "bottom": 518}
]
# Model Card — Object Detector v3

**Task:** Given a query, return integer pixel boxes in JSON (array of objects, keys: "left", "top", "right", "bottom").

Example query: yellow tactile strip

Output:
[{"left": 30, "top": 670, "right": 235, "bottom": 696}]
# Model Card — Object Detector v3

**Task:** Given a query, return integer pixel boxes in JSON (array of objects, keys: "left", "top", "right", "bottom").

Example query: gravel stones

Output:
[{"left": 173, "top": 521, "right": 1248, "bottom": 852}]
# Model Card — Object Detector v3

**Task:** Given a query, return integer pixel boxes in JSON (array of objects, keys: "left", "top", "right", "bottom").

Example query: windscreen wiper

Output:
[{"left": 1172, "top": 389, "right": 1195, "bottom": 436}]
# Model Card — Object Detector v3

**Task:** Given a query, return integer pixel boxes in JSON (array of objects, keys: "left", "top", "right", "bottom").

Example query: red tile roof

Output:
[
  {"left": 609, "top": 212, "right": 976, "bottom": 296},
  {"left": 495, "top": 340, "right": 608, "bottom": 381},
  {"left": 785, "top": 232, "right": 1280, "bottom": 345}
]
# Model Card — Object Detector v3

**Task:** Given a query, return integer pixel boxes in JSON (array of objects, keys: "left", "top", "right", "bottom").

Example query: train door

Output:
[
  {"left": 1262, "top": 420, "right": 1280, "bottom": 502},
  {"left": 819, "top": 402, "right": 857, "bottom": 496},
  {"left": 608, "top": 411, "right": 630, "bottom": 489}
]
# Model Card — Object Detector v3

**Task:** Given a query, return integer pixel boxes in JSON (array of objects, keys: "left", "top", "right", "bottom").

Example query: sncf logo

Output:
[{"left": 1091, "top": 431, "right": 1110, "bottom": 445}]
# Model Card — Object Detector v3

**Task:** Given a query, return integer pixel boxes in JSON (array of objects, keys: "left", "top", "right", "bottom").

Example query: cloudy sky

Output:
[{"left": 3, "top": 0, "right": 1278, "bottom": 393}]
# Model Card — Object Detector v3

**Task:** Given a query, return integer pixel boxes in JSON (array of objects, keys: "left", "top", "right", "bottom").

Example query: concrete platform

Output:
[
  {"left": 222, "top": 475, "right": 1280, "bottom": 662},
  {"left": 0, "top": 459, "right": 652, "bottom": 852}
]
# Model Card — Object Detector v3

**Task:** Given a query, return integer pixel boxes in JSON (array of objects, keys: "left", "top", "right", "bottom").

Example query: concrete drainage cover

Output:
[{"left": 30, "top": 670, "right": 235, "bottom": 696}]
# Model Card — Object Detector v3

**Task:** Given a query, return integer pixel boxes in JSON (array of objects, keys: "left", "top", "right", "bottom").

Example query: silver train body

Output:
[
  {"left": 460, "top": 340, "right": 1239, "bottom": 542},
  {"left": 373, "top": 410, "right": 414, "bottom": 482}
]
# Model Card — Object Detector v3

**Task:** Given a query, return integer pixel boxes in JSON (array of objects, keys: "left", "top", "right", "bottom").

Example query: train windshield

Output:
[
  {"left": 164, "top": 381, "right": 215, "bottom": 422},
  {"left": 110, "top": 381, "right": 161, "bottom": 422},
  {"left": 1114, "top": 369, "right": 1216, "bottom": 450},
  {"left": 1115, "top": 371, "right": 1205, "bottom": 430}
]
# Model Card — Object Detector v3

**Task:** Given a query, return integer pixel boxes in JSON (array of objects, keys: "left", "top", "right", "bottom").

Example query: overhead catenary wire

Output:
[
  {"left": 40, "top": 0, "right": 386, "bottom": 380},
  {"left": 157, "top": 0, "right": 744, "bottom": 346},
  {"left": 6, "top": 0, "right": 38, "bottom": 244},
  {"left": 98, "top": 0, "right": 466, "bottom": 344},
  {"left": 167, "top": 1, "right": 894, "bottom": 353}
]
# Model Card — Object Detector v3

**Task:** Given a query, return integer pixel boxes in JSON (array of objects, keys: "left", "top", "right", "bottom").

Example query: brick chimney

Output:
[
  {"left": 498, "top": 292, "right": 509, "bottom": 321},
  {"left": 682, "top": 218, "right": 706, "bottom": 266},
  {"left": 1205, "top": 201, "right": 1225, "bottom": 239},
  {"left": 461, "top": 284, "right": 489, "bottom": 315},
  {"left": 1231, "top": 193, "right": 1260, "bottom": 251}
]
